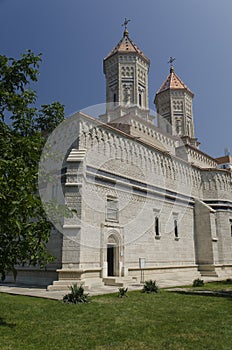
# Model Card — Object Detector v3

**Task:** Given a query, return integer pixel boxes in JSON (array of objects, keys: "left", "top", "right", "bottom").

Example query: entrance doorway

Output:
[
  {"left": 106, "top": 234, "right": 120, "bottom": 277},
  {"left": 107, "top": 245, "right": 115, "bottom": 276}
]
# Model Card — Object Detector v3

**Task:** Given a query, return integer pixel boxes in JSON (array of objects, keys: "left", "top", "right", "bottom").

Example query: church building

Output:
[{"left": 11, "top": 25, "right": 232, "bottom": 289}]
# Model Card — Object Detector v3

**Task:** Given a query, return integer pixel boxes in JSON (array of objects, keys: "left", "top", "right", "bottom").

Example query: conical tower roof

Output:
[
  {"left": 156, "top": 67, "right": 194, "bottom": 96},
  {"left": 104, "top": 29, "right": 150, "bottom": 64}
]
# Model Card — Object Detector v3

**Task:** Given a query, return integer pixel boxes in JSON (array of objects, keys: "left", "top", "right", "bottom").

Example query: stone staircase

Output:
[
  {"left": 198, "top": 265, "right": 218, "bottom": 277},
  {"left": 103, "top": 276, "right": 140, "bottom": 287},
  {"left": 47, "top": 276, "right": 140, "bottom": 291},
  {"left": 47, "top": 280, "right": 88, "bottom": 292}
]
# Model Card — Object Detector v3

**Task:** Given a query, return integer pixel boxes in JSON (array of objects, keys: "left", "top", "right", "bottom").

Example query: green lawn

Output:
[
  {"left": 1, "top": 283, "right": 232, "bottom": 350},
  {"left": 192, "top": 279, "right": 232, "bottom": 291}
]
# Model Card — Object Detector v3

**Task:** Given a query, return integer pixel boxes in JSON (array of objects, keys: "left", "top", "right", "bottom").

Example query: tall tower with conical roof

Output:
[
  {"left": 154, "top": 65, "right": 198, "bottom": 146},
  {"left": 103, "top": 23, "right": 150, "bottom": 117}
]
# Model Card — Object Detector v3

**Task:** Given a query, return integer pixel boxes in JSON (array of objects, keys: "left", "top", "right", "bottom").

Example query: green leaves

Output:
[
  {"left": 63, "top": 283, "right": 90, "bottom": 304},
  {"left": 0, "top": 50, "right": 41, "bottom": 123},
  {"left": 36, "top": 102, "right": 65, "bottom": 139},
  {"left": 142, "top": 280, "right": 159, "bottom": 293},
  {"left": 0, "top": 50, "right": 65, "bottom": 280}
]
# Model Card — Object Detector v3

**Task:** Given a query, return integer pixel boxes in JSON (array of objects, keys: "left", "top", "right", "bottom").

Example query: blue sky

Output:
[{"left": 1, "top": 0, "right": 231, "bottom": 157}]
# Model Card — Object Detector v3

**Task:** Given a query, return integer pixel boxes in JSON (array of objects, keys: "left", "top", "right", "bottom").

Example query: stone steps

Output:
[
  {"left": 47, "top": 278, "right": 107, "bottom": 292},
  {"left": 48, "top": 276, "right": 141, "bottom": 291},
  {"left": 198, "top": 265, "right": 218, "bottom": 277},
  {"left": 200, "top": 271, "right": 218, "bottom": 277},
  {"left": 47, "top": 280, "right": 88, "bottom": 291},
  {"left": 103, "top": 277, "right": 138, "bottom": 287}
]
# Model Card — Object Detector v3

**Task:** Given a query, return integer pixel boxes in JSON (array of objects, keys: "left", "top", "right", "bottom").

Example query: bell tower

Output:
[
  {"left": 154, "top": 64, "right": 198, "bottom": 146},
  {"left": 102, "top": 20, "right": 150, "bottom": 120}
]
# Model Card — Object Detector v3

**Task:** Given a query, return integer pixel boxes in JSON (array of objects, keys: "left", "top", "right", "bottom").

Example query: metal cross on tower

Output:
[
  {"left": 122, "top": 18, "right": 131, "bottom": 30},
  {"left": 168, "top": 56, "right": 176, "bottom": 67}
]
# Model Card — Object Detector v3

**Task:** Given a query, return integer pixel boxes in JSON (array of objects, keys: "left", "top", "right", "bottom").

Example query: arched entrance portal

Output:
[{"left": 107, "top": 234, "right": 120, "bottom": 277}]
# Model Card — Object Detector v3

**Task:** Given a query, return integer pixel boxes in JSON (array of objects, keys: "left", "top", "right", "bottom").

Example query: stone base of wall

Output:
[
  {"left": 128, "top": 265, "right": 202, "bottom": 287},
  {"left": 4, "top": 264, "right": 232, "bottom": 291},
  {"left": 47, "top": 268, "right": 104, "bottom": 291},
  {"left": 4, "top": 268, "right": 58, "bottom": 286},
  {"left": 215, "top": 265, "right": 232, "bottom": 279},
  {"left": 48, "top": 265, "right": 203, "bottom": 290}
]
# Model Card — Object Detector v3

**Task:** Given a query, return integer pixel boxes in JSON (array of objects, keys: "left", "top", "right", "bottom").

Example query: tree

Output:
[{"left": 0, "top": 50, "right": 65, "bottom": 280}]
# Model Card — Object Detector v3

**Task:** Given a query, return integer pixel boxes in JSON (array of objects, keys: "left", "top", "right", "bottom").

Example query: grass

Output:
[
  {"left": 192, "top": 280, "right": 232, "bottom": 291},
  {"left": 1, "top": 281, "right": 232, "bottom": 350}
]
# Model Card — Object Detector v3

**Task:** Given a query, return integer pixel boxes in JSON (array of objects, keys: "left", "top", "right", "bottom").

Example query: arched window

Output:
[
  {"left": 187, "top": 121, "right": 191, "bottom": 136},
  {"left": 106, "top": 196, "right": 119, "bottom": 222},
  {"left": 113, "top": 93, "right": 117, "bottom": 106},
  {"left": 174, "top": 219, "right": 178, "bottom": 238},
  {"left": 155, "top": 217, "right": 159, "bottom": 236},
  {"left": 139, "top": 93, "right": 142, "bottom": 107}
]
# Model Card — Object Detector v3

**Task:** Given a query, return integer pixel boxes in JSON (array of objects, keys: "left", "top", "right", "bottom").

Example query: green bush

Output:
[
  {"left": 142, "top": 280, "right": 159, "bottom": 293},
  {"left": 225, "top": 278, "right": 232, "bottom": 284},
  {"left": 63, "top": 283, "right": 90, "bottom": 304},
  {"left": 118, "top": 287, "right": 128, "bottom": 298},
  {"left": 192, "top": 278, "right": 204, "bottom": 287}
]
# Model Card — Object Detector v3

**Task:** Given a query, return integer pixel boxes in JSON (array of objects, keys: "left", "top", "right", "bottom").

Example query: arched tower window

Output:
[
  {"left": 174, "top": 219, "right": 178, "bottom": 238},
  {"left": 187, "top": 120, "right": 191, "bottom": 136},
  {"left": 113, "top": 93, "right": 117, "bottom": 106},
  {"left": 153, "top": 209, "right": 161, "bottom": 239},
  {"left": 155, "top": 217, "right": 159, "bottom": 236},
  {"left": 230, "top": 219, "right": 232, "bottom": 237}
]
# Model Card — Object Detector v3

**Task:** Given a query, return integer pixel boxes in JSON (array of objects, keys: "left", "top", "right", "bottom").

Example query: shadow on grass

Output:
[
  {"left": 172, "top": 289, "right": 232, "bottom": 300},
  {"left": 0, "top": 317, "right": 16, "bottom": 328}
]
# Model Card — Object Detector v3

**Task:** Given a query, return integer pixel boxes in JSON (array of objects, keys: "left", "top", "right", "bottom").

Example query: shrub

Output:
[
  {"left": 225, "top": 278, "right": 232, "bottom": 284},
  {"left": 142, "top": 280, "right": 159, "bottom": 293},
  {"left": 118, "top": 287, "right": 128, "bottom": 298},
  {"left": 63, "top": 283, "right": 90, "bottom": 304},
  {"left": 192, "top": 278, "right": 204, "bottom": 287}
]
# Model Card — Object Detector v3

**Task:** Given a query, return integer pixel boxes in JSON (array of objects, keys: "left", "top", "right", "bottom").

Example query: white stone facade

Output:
[
  {"left": 47, "top": 112, "right": 232, "bottom": 289},
  {"left": 8, "top": 29, "right": 232, "bottom": 289}
]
